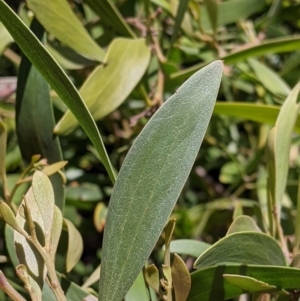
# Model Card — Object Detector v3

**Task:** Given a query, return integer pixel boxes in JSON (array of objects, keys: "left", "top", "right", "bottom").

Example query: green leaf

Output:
[
  {"left": 63, "top": 218, "right": 83, "bottom": 273},
  {"left": 32, "top": 170, "right": 55, "bottom": 250},
  {"left": 168, "top": 0, "right": 189, "bottom": 55},
  {"left": 204, "top": 0, "right": 218, "bottom": 33},
  {"left": 144, "top": 264, "right": 160, "bottom": 294},
  {"left": 16, "top": 18, "right": 65, "bottom": 210},
  {"left": 125, "top": 272, "right": 149, "bottom": 301},
  {"left": 0, "top": 201, "right": 26, "bottom": 236},
  {"left": 0, "top": 21, "right": 13, "bottom": 54},
  {"left": 99, "top": 60, "right": 223, "bottom": 301},
  {"left": 248, "top": 58, "right": 290, "bottom": 97},
  {"left": 0, "top": 118, "right": 7, "bottom": 196},
  {"left": 42, "top": 272, "right": 89, "bottom": 301},
  {"left": 266, "top": 83, "right": 300, "bottom": 224},
  {"left": 55, "top": 38, "right": 150, "bottom": 135},
  {"left": 14, "top": 188, "right": 46, "bottom": 300},
  {"left": 84, "top": 0, "right": 136, "bottom": 38},
  {"left": 50, "top": 206, "right": 63, "bottom": 261},
  {"left": 171, "top": 35, "right": 300, "bottom": 82},
  {"left": 213, "top": 102, "right": 300, "bottom": 134},
  {"left": 201, "top": 0, "right": 265, "bottom": 30},
  {"left": 171, "top": 253, "right": 191, "bottom": 301},
  {"left": 27, "top": 0, "right": 105, "bottom": 61},
  {"left": 188, "top": 264, "right": 300, "bottom": 301},
  {"left": 223, "top": 274, "right": 277, "bottom": 292},
  {"left": 194, "top": 232, "right": 286, "bottom": 269},
  {"left": 0, "top": 1, "right": 116, "bottom": 184},
  {"left": 226, "top": 215, "right": 262, "bottom": 236},
  {"left": 168, "top": 239, "right": 211, "bottom": 257}
]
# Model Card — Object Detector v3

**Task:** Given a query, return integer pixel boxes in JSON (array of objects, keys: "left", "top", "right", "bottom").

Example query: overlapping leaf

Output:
[
  {"left": 55, "top": 38, "right": 150, "bottom": 135},
  {"left": 99, "top": 61, "right": 223, "bottom": 301}
]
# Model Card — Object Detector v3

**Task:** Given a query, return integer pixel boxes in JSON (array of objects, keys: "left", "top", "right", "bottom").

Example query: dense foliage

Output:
[{"left": 1, "top": 0, "right": 300, "bottom": 301}]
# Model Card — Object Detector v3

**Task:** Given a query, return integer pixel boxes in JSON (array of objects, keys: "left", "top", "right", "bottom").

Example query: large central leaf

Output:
[{"left": 99, "top": 61, "right": 223, "bottom": 301}]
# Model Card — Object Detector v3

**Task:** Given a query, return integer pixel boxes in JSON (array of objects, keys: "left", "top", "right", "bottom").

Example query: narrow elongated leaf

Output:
[
  {"left": 0, "top": 119, "right": 7, "bottom": 195},
  {"left": 27, "top": 0, "right": 105, "bottom": 61},
  {"left": 213, "top": 102, "right": 300, "bottom": 134},
  {"left": 84, "top": 0, "right": 136, "bottom": 38},
  {"left": 0, "top": 1, "right": 116, "bottom": 184},
  {"left": 223, "top": 274, "right": 277, "bottom": 292},
  {"left": 16, "top": 18, "right": 65, "bottom": 209},
  {"left": 204, "top": 0, "right": 218, "bottom": 33},
  {"left": 99, "top": 61, "right": 223, "bottom": 301},
  {"left": 194, "top": 232, "right": 286, "bottom": 269},
  {"left": 168, "top": 0, "right": 189, "bottom": 55},
  {"left": 248, "top": 58, "right": 290, "bottom": 97},
  {"left": 266, "top": 83, "right": 300, "bottom": 222},
  {"left": 171, "top": 35, "right": 300, "bottom": 82},
  {"left": 55, "top": 38, "right": 150, "bottom": 135},
  {"left": 188, "top": 265, "right": 300, "bottom": 301}
]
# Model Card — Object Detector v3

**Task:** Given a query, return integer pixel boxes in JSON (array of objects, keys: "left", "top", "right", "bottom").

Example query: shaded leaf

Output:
[
  {"left": 55, "top": 38, "right": 150, "bottom": 135},
  {"left": 14, "top": 188, "right": 46, "bottom": 300},
  {"left": 171, "top": 35, "right": 300, "bottom": 82},
  {"left": 63, "top": 218, "right": 83, "bottom": 273},
  {"left": 144, "top": 264, "right": 160, "bottom": 294},
  {"left": 27, "top": 0, "right": 105, "bottom": 61},
  {"left": 99, "top": 61, "right": 223, "bottom": 301},
  {"left": 204, "top": 0, "right": 218, "bottom": 33},
  {"left": 50, "top": 206, "right": 63, "bottom": 261},
  {"left": 188, "top": 265, "right": 300, "bottom": 301},
  {"left": 0, "top": 1, "right": 116, "bottom": 184},
  {"left": 84, "top": 0, "right": 136, "bottom": 38},
  {"left": 194, "top": 232, "right": 286, "bottom": 269}
]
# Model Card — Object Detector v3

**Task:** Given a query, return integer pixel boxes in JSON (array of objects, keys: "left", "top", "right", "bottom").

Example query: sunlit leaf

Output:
[
  {"left": 55, "top": 38, "right": 150, "bottom": 135},
  {"left": 27, "top": 0, "right": 105, "bottom": 61},
  {"left": 226, "top": 215, "right": 262, "bottom": 236}
]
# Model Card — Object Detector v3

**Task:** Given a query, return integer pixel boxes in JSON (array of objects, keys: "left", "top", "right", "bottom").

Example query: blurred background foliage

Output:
[{"left": 1, "top": 0, "right": 300, "bottom": 297}]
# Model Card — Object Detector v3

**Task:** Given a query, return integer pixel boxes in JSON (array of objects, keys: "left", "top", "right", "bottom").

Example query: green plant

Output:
[{"left": 1, "top": 0, "right": 300, "bottom": 301}]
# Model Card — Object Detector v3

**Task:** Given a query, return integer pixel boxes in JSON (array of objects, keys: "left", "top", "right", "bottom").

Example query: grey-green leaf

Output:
[
  {"left": 194, "top": 232, "right": 286, "bottom": 269},
  {"left": 99, "top": 60, "right": 223, "bottom": 301},
  {"left": 16, "top": 18, "right": 65, "bottom": 209},
  {"left": 188, "top": 264, "right": 300, "bottom": 301},
  {"left": 226, "top": 215, "right": 262, "bottom": 236}
]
